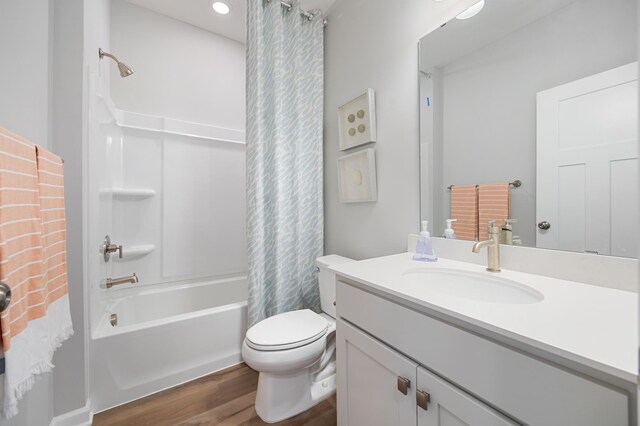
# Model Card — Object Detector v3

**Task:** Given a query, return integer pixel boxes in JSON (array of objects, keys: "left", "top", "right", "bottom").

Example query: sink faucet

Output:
[{"left": 472, "top": 221, "right": 501, "bottom": 272}]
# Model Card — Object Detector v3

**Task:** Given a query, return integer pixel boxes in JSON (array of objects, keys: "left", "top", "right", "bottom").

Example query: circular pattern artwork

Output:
[{"left": 338, "top": 89, "right": 377, "bottom": 151}]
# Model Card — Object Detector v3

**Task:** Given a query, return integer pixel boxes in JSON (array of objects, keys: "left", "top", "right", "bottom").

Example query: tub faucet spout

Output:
[{"left": 105, "top": 273, "right": 138, "bottom": 288}]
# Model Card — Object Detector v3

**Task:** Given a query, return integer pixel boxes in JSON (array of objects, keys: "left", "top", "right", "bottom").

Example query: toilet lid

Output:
[{"left": 246, "top": 309, "right": 328, "bottom": 351}]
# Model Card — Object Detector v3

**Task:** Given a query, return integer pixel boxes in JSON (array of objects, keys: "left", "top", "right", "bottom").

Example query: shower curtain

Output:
[{"left": 246, "top": 0, "right": 324, "bottom": 326}]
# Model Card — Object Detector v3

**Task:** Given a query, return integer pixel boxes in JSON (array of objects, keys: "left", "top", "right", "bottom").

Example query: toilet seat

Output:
[{"left": 246, "top": 309, "right": 328, "bottom": 351}]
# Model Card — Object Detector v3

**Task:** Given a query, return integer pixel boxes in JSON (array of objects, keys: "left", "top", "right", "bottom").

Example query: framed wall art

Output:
[
  {"left": 338, "top": 88, "right": 377, "bottom": 151},
  {"left": 337, "top": 148, "right": 377, "bottom": 203}
]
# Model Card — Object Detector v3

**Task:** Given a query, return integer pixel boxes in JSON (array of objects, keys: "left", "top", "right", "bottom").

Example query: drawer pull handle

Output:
[
  {"left": 417, "top": 389, "right": 431, "bottom": 410},
  {"left": 397, "top": 376, "right": 411, "bottom": 395}
]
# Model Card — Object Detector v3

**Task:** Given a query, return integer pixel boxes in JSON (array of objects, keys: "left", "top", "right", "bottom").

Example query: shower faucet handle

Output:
[{"left": 102, "top": 235, "right": 123, "bottom": 262}]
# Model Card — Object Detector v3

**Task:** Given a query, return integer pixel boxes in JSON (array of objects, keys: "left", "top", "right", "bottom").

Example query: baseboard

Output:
[{"left": 50, "top": 402, "right": 93, "bottom": 426}]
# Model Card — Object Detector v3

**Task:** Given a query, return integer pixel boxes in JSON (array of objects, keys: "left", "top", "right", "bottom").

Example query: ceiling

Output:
[{"left": 123, "top": 0, "right": 337, "bottom": 43}]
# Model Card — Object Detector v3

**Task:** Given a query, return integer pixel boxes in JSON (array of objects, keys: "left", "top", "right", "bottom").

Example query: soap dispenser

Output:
[
  {"left": 501, "top": 219, "right": 517, "bottom": 244},
  {"left": 413, "top": 220, "right": 437, "bottom": 262},
  {"left": 443, "top": 219, "right": 457, "bottom": 239}
]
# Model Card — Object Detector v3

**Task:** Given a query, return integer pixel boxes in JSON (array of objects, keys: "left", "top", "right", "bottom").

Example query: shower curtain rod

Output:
[{"left": 267, "top": 0, "right": 328, "bottom": 26}]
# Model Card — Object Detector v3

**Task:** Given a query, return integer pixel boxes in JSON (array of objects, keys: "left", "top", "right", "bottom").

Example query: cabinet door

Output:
[
  {"left": 337, "top": 319, "right": 418, "bottom": 426},
  {"left": 416, "top": 367, "right": 518, "bottom": 426}
]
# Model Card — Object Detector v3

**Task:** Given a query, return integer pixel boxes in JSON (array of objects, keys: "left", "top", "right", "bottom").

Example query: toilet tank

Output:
[{"left": 315, "top": 255, "right": 354, "bottom": 318}]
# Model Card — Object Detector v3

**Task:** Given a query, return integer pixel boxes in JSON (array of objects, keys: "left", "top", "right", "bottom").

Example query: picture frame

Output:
[
  {"left": 338, "top": 88, "right": 377, "bottom": 151},
  {"left": 337, "top": 148, "right": 378, "bottom": 203}
]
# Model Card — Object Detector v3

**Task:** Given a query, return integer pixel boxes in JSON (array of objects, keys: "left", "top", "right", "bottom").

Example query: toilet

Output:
[{"left": 242, "top": 255, "right": 353, "bottom": 423}]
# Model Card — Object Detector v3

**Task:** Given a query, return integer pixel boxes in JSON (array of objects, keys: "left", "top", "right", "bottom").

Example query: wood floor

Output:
[{"left": 93, "top": 363, "right": 337, "bottom": 426}]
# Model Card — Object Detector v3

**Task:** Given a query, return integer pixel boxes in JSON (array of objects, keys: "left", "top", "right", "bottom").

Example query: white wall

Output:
[
  {"left": 109, "top": 0, "right": 245, "bottom": 129},
  {"left": 324, "top": 0, "right": 480, "bottom": 260}
]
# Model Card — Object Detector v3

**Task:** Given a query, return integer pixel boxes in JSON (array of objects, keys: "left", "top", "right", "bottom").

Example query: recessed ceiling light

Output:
[
  {"left": 212, "top": 1, "right": 230, "bottom": 15},
  {"left": 456, "top": 0, "right": 484, "bottom": 20}
]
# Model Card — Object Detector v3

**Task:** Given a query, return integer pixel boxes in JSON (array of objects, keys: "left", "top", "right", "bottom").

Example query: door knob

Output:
[
  {"left": 0, "top": 282, "right": 11, "bottom": 313},
  {"left": 397, "top": 376, "right": 411, "bottom": 395},
  {"left": 538, "top": 221, "right": 551, "bottom": 230},
  {"left": 416, "top": 389, "right": 431, "bottom": 411}
]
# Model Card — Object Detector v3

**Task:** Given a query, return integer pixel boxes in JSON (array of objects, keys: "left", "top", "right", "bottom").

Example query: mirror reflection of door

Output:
[{"left": 536, "top": 62, "right": 638, "bottom": 257}]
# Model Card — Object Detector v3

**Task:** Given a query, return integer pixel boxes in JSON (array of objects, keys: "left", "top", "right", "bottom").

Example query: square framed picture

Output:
[
  {"left": 337, "top": 148, "right": 377, "bottom": 203},
  {"left": 338, "top": 88, "right": 377, "bottom": 151}
]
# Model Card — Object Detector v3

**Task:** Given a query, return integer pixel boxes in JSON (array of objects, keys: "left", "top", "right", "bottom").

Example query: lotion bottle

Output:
[
  {"left": 443, "top": 219, "right": 457, "bottom": 239},
  {"left": 413, "top": 220, "right": 437, "bottom": 262}
]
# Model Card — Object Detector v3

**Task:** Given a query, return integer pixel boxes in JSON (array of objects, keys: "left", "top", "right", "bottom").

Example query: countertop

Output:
[{"left": 330, "top": 253, "right": 638, "bottom": 383}]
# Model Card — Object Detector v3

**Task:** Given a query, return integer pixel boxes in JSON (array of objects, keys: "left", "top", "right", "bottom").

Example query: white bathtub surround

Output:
[
  {"left": 85, "top": 3, "right": 249, "bottom": 419},
  {"left": 408, "top": 235, "right": 638, "bottom": 292},
  {"left": 90, "top": 276, "right": 247, "bottom": 413},
  {"left": 88, "top": 94, "right": 246, "bottom": 330},
  {"left": 86, "top": 93, "right": 249, "bottom": 416},
  {"left": 246, "top": 0, "right": 325, "bottom": 326}
]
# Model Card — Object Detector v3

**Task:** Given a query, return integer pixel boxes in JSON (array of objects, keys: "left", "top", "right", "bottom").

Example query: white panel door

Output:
[
  {"left": 416, "top": 367, "right": 517, "bottom": 426},
  {"left": 536, "top": 62, "right": 637, "bottom": 256},
  {"left": 337, "top": 319, "right": 417, "bottom": 426}
]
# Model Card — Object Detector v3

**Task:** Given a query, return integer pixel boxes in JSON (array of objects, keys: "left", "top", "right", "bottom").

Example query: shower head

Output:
[
  {"left": 117, "top": 61, "right": 134, "bottom": 78},
  {"left": 99, "top": 48, "right": 134, "bottom": 78}
]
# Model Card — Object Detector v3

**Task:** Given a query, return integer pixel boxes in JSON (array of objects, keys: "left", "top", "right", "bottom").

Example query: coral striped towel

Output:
[
  {"left": 450, "top": 185, "right": 478, "bottom": 241},
  {"left": 478, "top": 183, "right": 511, "bottom": 241},
  {"left": 0, "top": 128, "right": 73, "bottom": 418}
]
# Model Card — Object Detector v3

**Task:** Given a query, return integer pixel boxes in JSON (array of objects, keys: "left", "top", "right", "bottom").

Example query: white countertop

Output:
[{"left": 331, "top": 253, "right": 638, "bottom": 383}]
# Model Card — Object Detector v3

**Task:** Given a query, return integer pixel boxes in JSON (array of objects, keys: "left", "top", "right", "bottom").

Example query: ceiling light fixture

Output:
[
  {"left": 212, "top": 1, "right": 230, "bottom": 15},
  {"left": 456, "top": 0, "right": 485, "bottom": 20}
]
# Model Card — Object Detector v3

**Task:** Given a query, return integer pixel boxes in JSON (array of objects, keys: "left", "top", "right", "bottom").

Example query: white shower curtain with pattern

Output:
[{"left": 246, "top": 0, "right": 324, "bottom": 326}]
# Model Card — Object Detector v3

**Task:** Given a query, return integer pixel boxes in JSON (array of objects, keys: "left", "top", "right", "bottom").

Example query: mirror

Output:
[{"left": 419, "top": 0, "right": 638, "bottom": 257}]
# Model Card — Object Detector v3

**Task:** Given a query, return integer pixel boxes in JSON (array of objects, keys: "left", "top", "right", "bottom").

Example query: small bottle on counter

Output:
[{"left": 413, "top": 220, "right": 438, "bottom": 262}]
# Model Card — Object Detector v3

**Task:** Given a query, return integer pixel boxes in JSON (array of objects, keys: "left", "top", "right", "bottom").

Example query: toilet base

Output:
[{"left": 254, "top": 364, "right": 336, "bottom": 423}]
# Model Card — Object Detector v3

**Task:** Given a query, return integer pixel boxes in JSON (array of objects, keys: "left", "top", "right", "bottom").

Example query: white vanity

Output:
[{"left": 332, "top": 252, "right": 637, "bottom": 425}]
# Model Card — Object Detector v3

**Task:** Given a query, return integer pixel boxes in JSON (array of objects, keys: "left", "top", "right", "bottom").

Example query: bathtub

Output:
[{"left": 90, "top": 275, "right": 248, "bottom": 413}]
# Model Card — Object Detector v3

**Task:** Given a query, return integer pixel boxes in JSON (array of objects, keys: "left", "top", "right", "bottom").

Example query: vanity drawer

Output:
[{"left": 336, "top": 280, "right": 629, "bottom": 426}]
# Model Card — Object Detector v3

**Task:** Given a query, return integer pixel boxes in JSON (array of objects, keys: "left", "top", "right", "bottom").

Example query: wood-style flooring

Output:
[{"left": 92, "top": 363, "right": 337, "bottom": 426}]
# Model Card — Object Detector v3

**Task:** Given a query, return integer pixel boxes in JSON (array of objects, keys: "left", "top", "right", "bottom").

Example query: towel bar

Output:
[{"left": 447, "top": 180, "right": 521, "bottom": 191}]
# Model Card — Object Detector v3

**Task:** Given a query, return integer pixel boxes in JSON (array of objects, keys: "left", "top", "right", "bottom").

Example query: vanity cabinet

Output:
[
  {"left": 339, "top": 318, "right": 516, "bottom": 425},
  {"left": 336, "top": 279, "right": 630, "bottom": 426},
  {"left": 416, "top": 367, "right": 516, "bottom": 426},
  {"left": 339, "top": 318, "right": 418, "bottom": 425}
]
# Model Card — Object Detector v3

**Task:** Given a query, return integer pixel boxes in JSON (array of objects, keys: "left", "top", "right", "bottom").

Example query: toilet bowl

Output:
[{"left": 242, "top": 255, "right": 353, "bottom": 423}]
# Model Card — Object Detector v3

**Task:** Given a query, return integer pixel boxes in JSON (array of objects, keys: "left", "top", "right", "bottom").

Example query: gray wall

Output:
[
  {"left": 0, "top": 1, "right": 55, "bottom": 425},
  {"left": 0, "top": 0, "right": 87, "bottom": 424},
  {"left": 324, "top": 0, "right": 480, "bottom": 260},
  {"left": 436, "top": 0, "right": 636, "bottom": 244},
  {"left": 51, "top": 0, "right": 87, "bottom": 418},
  {"left": 0, "top": 0, "right": 52, "bottom": 148}
]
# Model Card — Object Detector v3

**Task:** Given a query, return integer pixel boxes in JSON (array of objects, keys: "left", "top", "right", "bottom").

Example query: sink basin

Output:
[{"left": 401, "top": 268, "right": 544, "bottom": 304}]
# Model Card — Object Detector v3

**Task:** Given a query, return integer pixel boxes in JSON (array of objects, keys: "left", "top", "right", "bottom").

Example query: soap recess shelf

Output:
[
  {"left": 99, "top": 188, "right": 156, "bottom": 200},
  {"left": 113, "top": 244, "right": 155, "bottom": 260}
]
